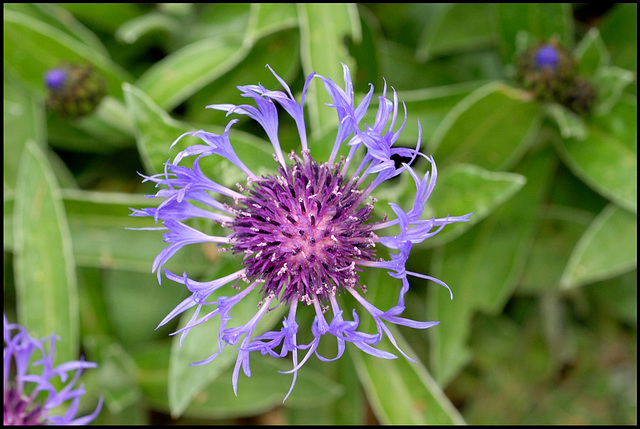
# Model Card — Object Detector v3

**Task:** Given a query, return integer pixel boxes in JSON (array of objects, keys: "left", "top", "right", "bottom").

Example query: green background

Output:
[{"left": 4, "top": 3, "right": 636, "bottom": 424}]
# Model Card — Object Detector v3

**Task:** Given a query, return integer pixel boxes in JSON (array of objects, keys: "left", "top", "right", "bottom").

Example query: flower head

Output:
[
  {"left": 133, "top": 64, "right": 472, "bottom": 400},
  {"left": 3, "top": 315, "right": 103, "bottom": 425}
]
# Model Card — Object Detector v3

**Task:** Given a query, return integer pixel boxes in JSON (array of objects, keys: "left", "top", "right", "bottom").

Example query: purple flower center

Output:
[
  {"left": 3, "top": 386, "right": 46, "bottom": 425},
  {"left": 44, "top": 68, "right": 67, "bottom": 90},
  {"left": 229, "top": 154, "right": 377, "bottom": 305},
  {"left": 535, "top": 45, "right": 559, "bottom": 68}
]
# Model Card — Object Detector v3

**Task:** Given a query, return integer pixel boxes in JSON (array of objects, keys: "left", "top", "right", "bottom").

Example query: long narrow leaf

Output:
[{"left": 13, "top": 142, "right": 79, "bottom": 366}]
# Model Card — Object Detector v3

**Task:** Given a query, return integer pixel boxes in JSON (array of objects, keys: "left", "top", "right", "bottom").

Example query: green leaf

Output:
[
  {"left": 4, "top": 72, "right": 46, "bottom": 191},
  {"left": 298, "top": 3, "right": 361, "bottom": 137},
  {"left": 518, "top": 205, "right": 594, "bottom": 293},
  {"left": 130, "top": 341, "right": 173, "bottom": 414},
  {"left": 391, "top": 81, "right": 486, "bottom": 146},
  {"left": 352, "top": 270, "right": 465, "bottom": 425},
  {"left": 76, "top": 267, "right": 113, "bottom": 338},
  {"left": 97, "top": 342, "right": 142, "bottom": 414},
  {"left": 46, "top": 98, "right": 136, "bottom": 154},
  {"left": 135, "top": 37, "right": 250, "bottom": 111},
  {"left": 56, "top": 3, "right": 146, "bottom": 34},
  {"left": 3, "top": 199, "right": 15, "bottom": 250},
  {"left": 123, "top": 83, "right": 192, "bottom": 174},
  {"left": 428, "top": 146, "right": 557, "bottom": 386},
  {"left": 496, "top": 4, "right": 573, "bottom": 63},
  {"left": 13, "top": 142, "right": 78, "bottom": 366},
  {"left": 586, "top": 270, "right": 637, "bottom": 326},
  {"left": 245, "top": 3, "right": 298, "bottom": 44},
  {"left": 554, "top": 96, "right": 637, "bottom": 212},
  {"left": 3, "top": 9, "right": 131, "bottom": 99},
  {"left": 184, "top": 28, "right": 301, "bottom": 126},
  {"left": 4, "top": 3, "right": 110, "bottom": 58},
  {"left": 571, "top": 23, "right": 633, "bottom": 115},
  {"left": 546, "top": 104, "right": 588, "bottom": 140},
  {"left": 103, "top": 270, "right": 189, "bottom": 347},
  {"left": 415, "top": 3, "right": 496, "bottom": 61},
  {"left": 592, "top": 66, "right": 635, "bottom": 115},
  {"left": 429, "top": 83, "right": 543, "bottom": 170},
  {"left": 351, "top": 339, "right": 464, "bottom": 425},
  {"left": 561, "top": 204, "right": 637, "bottom": 289},
  {"left": 380, "top": 38, "right": 502, "bottom": 90},
  {"left": 331, "top": 350, "right": 366, "bottom": 424},
  {"left": 426, "top": 164, "right": 526, "bottom": 246},
  {"left": 573, "top": 28, "right": 610, "bottom": 78},
  {"left": 598, "top": 3, "right": 637, "bottom": 74},
  {"left": 114, "top": 11, "right": 179, "bottom": 44},
  {"left": 46, "top": 149, "right": 78, "bottom": 189},
  {"left": 178, "top": 4, "right": 250, "bottom": 47}
]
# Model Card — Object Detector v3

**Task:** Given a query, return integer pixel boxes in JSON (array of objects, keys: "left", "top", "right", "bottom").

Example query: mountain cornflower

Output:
[
  {"left": 132, "top": 64, "right": 473, "bottom": 400},
  {"left": 3, "top": 315, "right": 103, "bottom": 425}
]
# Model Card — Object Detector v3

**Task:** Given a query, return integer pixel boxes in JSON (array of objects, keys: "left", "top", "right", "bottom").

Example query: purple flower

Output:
[
  {"left": 535, "top": 45, "right": 559, "bottom": 69},
  {"left": 133, "top": 63, "right": 473, "bottom": 400},
  {"left": 3, "top": 315, "right": 103, "bottom": 425}
]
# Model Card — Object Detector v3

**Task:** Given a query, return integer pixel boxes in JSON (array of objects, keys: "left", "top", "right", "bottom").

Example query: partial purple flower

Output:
[
  {"left": 133, "top": 63, "right": 473, "bottom": 400},
  {"left": 3, "top": 315, "right": 103, "bottom": 425}
]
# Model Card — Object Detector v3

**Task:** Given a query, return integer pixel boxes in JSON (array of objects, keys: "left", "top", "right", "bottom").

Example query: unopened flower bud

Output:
[
  {"left": 516, "top": 40, "right": 595, "bottom": 114},
  {"left": 44, "top": 63, "right": 106, "bottom": 118}
]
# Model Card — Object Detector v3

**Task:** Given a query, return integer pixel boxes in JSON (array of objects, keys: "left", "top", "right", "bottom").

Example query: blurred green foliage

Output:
[{"left": 4, "top": 3, "right": 636, "bottom": 425}]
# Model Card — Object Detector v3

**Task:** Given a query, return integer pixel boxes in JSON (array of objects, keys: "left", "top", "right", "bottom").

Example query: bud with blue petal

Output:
[
  {"left": 44, "top": 63, "right": 106, "bottom": 118},
  {"left": 516, "top": 40, "right": 595, "bottom": 114}
]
